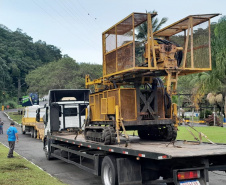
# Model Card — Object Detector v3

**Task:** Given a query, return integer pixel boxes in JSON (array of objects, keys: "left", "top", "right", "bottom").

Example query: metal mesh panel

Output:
[
  {"left": 117, "top": 42, "right": 133, "bottom": 71},
  {"left": 170, "top": 32, "right": 185, "bottom": 68},
  {"left": 99, "top": 94, "right": 104, "bottom": 120},
  {"left": 135, "top": 19, "right": 147, "bottom": 67},
  {"left": 186, "top": 34, "right": 191, "bottom": 68},
  {"left": 120, "top": 89, "right": 136, "bottom": 120},
  {"left": 117, "top": 16, "right": 133, "bottom": 47},
  {"left": 105, "top": 27, "right": 116, "bottom": 53},
  {"left": 154, "top": 14, "right": 218, "bottom": 37},
  {"left": 106, "top": 51, "right": 116, "bottom": 75},
  {"left": 134, "top": 13, "right": 147, "bottom": 27},
  {"left": 135, "top": 42, "right": 145, "bottom": 66},
  {"left": 108, "top": 90, "right": 119, "bottom": 106},
  {"left": 193, "top": 21, "right": 209, "bottom": 68},
  {"left": 103, "top": 13, "right": 157, "bottom": 76}
]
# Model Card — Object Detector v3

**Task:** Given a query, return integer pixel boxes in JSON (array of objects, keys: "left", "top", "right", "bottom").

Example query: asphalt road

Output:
[
  {"left": 0, "top": 110, "right": 101, "bottom": 185},
  {"left": 1, "top": 110, "right": 226, "bottom": 185}
]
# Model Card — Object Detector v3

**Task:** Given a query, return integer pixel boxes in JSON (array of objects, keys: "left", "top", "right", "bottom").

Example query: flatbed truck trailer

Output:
[
  {"left": 42, "top": 90, "right": 226, "bottom": 185},
  {"left": 45, "top": 132, "right": 226, "bottom": 185}
]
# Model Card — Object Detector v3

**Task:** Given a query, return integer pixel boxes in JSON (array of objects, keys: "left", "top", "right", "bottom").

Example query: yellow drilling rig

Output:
[{"left": 85, "top": 12, "right": 219, "bottom": 144}]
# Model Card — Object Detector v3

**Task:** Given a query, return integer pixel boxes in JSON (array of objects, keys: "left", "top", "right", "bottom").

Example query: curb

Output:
[
  {"left": 0, "top": 142, "right": 55, "bottom": 178},
  {"left": 3, "top": 112, "right": 20, "bottom": 125}
]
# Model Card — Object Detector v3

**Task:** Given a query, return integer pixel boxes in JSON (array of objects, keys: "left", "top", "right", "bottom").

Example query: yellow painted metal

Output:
[
  {"left": 148, "top": 13, "right": 157, "bottom": 68},
  {"left": 85, "top": 108, "right": 88, "bottom": 120},
  {"left": 107, "top": 96, "right": 115, "bottom": 114},
  {"left": 1, "top": 106, "right": 4, "bottom": 111},
  {"left": 101, "top": 98, "right": 107, "bottom": 115},
  {"left": 89, "top": 88, "right": 137, "bottom": 122},
  {"left": 85, "top": 13, "right": 219, "bottom": 90},
  {"left": 115, "top": 105, "right": 121, "bottom": 143},
  {"left": 172, "top": 103, "right": 178, "bottom": 127},
  {"left": 154, "top": 14, "right": 219, "bottom": 37},
  {"left": 22, "top": 107, "right": 45, "bottom": 140},
  {"left": 85, "top": 12, "right": 219, "bottom": 132}
]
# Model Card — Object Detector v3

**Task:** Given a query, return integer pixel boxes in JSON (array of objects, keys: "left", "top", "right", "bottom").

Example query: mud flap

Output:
[{"left": 117, "top": 158, "right": 142, "bottom": 185}]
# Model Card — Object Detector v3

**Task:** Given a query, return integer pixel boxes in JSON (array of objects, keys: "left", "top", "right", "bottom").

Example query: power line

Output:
[
  {"left": 31, "top": 0, "right": 99, "bottom": 52},
  {"left": 55, "top": 0, "right": 101, "bottom": 47}
]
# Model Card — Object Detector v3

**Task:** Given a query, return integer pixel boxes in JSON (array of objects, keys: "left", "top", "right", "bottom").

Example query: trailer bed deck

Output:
[{"left": 50, "top": 132, "right": 226, "bottom": 160}]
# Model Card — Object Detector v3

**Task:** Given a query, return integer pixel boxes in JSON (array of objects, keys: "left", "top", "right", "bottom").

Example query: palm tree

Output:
[
  {"left": 136, "top": 10, "right": 168, "bottom": 42},
  {"left": 134, "top": 11, "right": 168, "bottom": 64}
]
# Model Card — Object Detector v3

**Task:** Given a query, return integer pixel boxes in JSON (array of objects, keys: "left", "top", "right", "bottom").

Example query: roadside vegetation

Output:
[
  {"left": 6, "top": 112, "right": 23, "bottom": 124},
  {"left": 0, "top": 144, "right": 66, "bottom": 185}
]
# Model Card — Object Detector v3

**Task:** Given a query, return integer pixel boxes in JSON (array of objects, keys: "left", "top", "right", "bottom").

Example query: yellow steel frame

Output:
[
  {"left": 86, "top": 13, "right": 219, "bottom": 93},
  {"left": 85, "top": 13, "right": 219, "bottom": 134}
]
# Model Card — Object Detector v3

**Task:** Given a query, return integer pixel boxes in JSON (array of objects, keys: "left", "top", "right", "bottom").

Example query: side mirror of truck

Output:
[
  {"left": 36, "top": 108, "right": 40, "bottom": 122},
  {"left": 43, "top": 107, "right": 48, "bottom": 126}
]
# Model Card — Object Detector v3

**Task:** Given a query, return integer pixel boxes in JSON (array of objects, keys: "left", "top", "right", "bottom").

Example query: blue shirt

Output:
[{"left": 7, "top": 126, "right": 18, "bottom": 141}]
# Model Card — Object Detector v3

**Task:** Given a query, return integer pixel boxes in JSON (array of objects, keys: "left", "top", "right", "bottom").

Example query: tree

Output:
[
  {"left": 136, "top": 10, "right": 168, "bottom": 41},
  {"left": 25, "top": 57, "right": 102, "bottom": 96},
  {"left": 0, "top": 24, "right": 62, "bottom": 99}
]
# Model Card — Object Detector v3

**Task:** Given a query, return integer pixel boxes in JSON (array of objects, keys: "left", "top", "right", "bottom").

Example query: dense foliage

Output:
[
  {"left": 0, "top": 25, "right": 62, "bottom": 103},
  {"left": 1, "top": 14, "right": 226, "bottom": 111},
  {"left": 25, "top": 57, "right": 102, "bottom": 96}
]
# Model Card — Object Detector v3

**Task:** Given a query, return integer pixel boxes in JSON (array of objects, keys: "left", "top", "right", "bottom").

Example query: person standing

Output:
[
  {"left": 0, "top": 118, "right": 4, "bottom": 134},
  {"left": 7, "top": 122, "right": 19, "bottom": 158}
]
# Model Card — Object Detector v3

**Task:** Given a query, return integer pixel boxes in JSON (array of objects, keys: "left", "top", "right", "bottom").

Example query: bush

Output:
[
  {"left": 200, "top": 109, "right": 212, "bottom": 119},
  {"left": 4, "top": 100, "right": 18, "bottom": 109}
]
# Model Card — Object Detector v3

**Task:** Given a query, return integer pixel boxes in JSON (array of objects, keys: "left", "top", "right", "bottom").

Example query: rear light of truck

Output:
[{"left": 177, "top": 171, "right": 200, "bottom": 180}]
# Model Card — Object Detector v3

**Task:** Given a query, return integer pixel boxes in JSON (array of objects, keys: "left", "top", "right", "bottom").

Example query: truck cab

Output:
[
  {"left": 42, "top": 89, "right": 90, "bottom": 136},
  {"left": 22, "top": 105, "right": 45, "bottom": 138}
]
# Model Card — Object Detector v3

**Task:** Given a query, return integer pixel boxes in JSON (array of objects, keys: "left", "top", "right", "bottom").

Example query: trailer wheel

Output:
[{"left": 101, "top": 156, "right": 118, "bottom": 185}]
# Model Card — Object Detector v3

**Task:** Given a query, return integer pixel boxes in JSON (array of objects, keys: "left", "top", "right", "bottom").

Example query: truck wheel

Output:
[
  {"left": 101, "top": 156, "right": 118, "bottom": 185},
  {"left": 31, "top": 128, "right": 34, "bottom": 138},
  {"left": 21, "top": 126, "right": 25, "bottom": 134},
  {"left": 34, "top": 130, "right": 37, "bottom": 138},
  {"left": 44, "top": 138, "right": 52, "bottom": 160}
]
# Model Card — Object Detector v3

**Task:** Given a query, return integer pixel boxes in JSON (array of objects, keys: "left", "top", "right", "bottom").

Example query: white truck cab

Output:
[{"left": 42, "top": 89, "right": 90, "bottom": 136}]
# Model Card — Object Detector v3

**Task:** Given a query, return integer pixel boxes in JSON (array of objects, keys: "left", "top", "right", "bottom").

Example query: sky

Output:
[{"left": 0, "top": 0, "right": 225, "bottom": 65}]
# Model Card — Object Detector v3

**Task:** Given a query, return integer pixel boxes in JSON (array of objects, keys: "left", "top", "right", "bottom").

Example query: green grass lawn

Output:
[
  {"left": 0, "top": 144, "right": 66, "bottom": 185},
  {"left": 6, "top": 112, "right": 23, "bottom": 124},
  {"left": 177, "top": 126, "right": 226, "bottom": 143},
  {"left": 127, "top": 126, "right": 226, "bottom": 144}
]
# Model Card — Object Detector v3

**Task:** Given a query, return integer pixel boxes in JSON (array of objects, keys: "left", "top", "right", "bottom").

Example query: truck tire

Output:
[
  {"left": 44, "top": 138, "right": 52, "bottom": 160},
  {"left": 21, "top": 126, "right": 25, "bottom": 134},
  {"left": 34, "top": 130, "right": 37, "bottom": 138},
  {"left": 101, "top": 156, "right": 118, "bottom": 185},
  {"left": 31, "top": 128, "right": 34, "bottom": 138}
]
